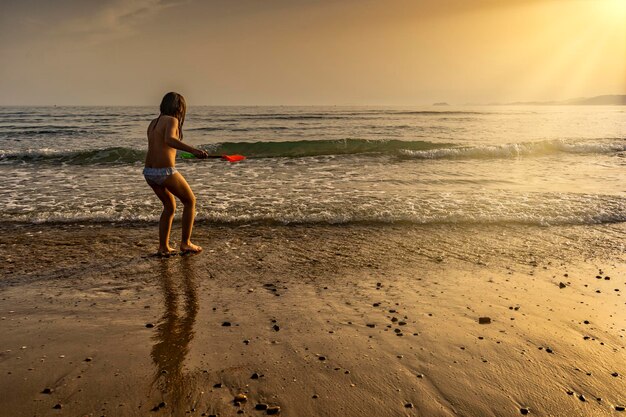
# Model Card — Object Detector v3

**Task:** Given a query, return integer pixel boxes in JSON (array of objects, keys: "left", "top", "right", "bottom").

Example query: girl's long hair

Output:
[{"left": 159, "top": 92, "right": 186, "bottom": 140}]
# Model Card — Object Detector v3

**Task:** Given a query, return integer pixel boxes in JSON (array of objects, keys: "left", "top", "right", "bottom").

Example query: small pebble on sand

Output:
[
  {"left": 222, "top": 321, "right": 231, "bottom": 327},
  {"left": 234, "top": 393, "right": 247, "bottom": 404},
  {"left": 255, "top": 403, "right": 268, "bottom": 410},
  {"left": 405, "top": 403, "right": 414, "bottom": 408},
  {"left": 559, "top": 282, "right": 567, "bottom": 289},
  {"left": 145, "top": 323, "right": 154, "bottom": 328},
  {"left": 478, "top": 317, "right": 491, "bottom": 324},
  {"left": 520, "top": 407, "right": 530, "bottom": 415}
]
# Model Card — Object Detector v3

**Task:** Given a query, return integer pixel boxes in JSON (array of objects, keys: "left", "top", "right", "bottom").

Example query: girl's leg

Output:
[
  {"left": 149, "top": 184, "right": 177, "bottom": 254},
  {"left": 163, "top": 172, "right": 202, "bottom": 253}
]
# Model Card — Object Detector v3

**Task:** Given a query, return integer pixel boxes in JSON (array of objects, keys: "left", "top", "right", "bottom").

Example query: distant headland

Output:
[{"left": 490, "top": 94, "right": 626, "bottom": 106}]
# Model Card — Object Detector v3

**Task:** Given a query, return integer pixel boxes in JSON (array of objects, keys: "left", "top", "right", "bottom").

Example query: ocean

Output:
[{"left": 0, "top": 105, "right": 624, "bottom": 226}]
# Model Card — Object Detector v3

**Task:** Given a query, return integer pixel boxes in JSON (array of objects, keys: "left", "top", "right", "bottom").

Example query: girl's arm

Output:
[{"left": 163, "top": 117, "right": 208, "bottom": 158}]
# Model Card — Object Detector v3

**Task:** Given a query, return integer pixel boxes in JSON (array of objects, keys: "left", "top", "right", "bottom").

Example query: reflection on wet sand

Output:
[{"left": 151, "top": 256, "right": 199, "bottom": 412}]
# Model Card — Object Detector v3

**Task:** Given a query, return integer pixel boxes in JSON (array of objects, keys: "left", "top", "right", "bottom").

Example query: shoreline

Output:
[{"left": 1, "top": 222, "right": 624, "bottom": 416}]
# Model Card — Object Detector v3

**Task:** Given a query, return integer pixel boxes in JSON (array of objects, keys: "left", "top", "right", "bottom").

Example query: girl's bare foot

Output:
[
  {"left": 157, "top": 246, "right": 177, "bottom": 257},
  {"left": 180, "top": 242, "right": 202, "bottom": 254}
]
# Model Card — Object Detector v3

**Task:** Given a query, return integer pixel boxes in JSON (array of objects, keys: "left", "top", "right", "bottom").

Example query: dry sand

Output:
[{"left": 0, "top": 222, "right": 624, "bottom": 416}]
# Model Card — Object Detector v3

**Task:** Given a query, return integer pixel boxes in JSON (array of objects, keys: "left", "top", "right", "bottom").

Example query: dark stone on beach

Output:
[
  {"left": 251, "top": 372, "right": 260, "bottom": 379},
  {"left": 376, "top": 282, "right": 382, "bottom": 287},
  {"left": 604, "top": 276, "right": 611, "bottom": 280},
  {"left": 583, "top": 336, "right": 590, "bottom": 340},
  {"left": 145, "top": 323, "right": 154, "bottom": 328},
  {"left": 583, "top": 320, "right": 590, "bottom": 324},
  {"left": 578, "top": 394, "right": 586, "bottom": 402},
  {"left": 366, "top": 323, "right": 376, "bottom": 328},
  {"left": 398, "top": 321, "right": 407, "bottom": 326},
  {"left": 42, "top": 388, "right": 53, "bottom": 394},
  {"left": 416, "top": 373, "right": 424, "bottom": 378},
  {"left": 596, "top": 290, "right": 601, "bottom": 293},
  {"left": 478, "top": 317, "right": 491, "bottom": 324},
  {"left": 405, "top": 403, "right": 414, "bottom": 408},
  {"left": 545, "top": 348, "right": 553, "bottom": 354},
  {"left": 391, "top": 317, "right": 398, "bottom": 323},
  {"left": 273, "top": 324, "right": 280, "bottom": 331},
  {"left": 564, "top": 273, "right": 568, "bottom": 277},
  {"left": 373, "top": 303, "right": 380, "bottom": 307},
  {"left": 318, "top": 356, "right": 326, "bottom": 361},
  {"left": 312, "top": 394, "right": 319, "bottom": 399},
  {"left": 559, "top": 282, "right": 567, "bottom": 289},
  {"left": 611, "top": 372, "right": 619, "bottom": 377},
  {"left": 596, "top": 275, "right": 602, "bottom": 279},
  {"left": 222, "top": 321, "right": 231, "bottom": 327},
  {"left": 244, "top": 339, "right": 250, "bottom": 345},
  {"left": 213, "top": 382, "right": 223, "bottom": 388},
  {"left": 255, "top": 403, "right": 268, "bottom": 410},
  {"left": 84, "top": 357, "right": 93, "bottom": 362},
  {"left": 394, "top": 328, "right": 402, "bottom": 333},
  {"left": 566, "top": 390, "right": 574, "bottom": 395},
  {"left": 389, "top": 309, "right": 397, "bottom": 313},
  {"left": 267, "top": 405, "right": 281, "bottom": 414},
  {"left": 53, "top": 403, "right": 62, "bottom": 409},
  {"left": 615, "top": 405, "right": 625, "bottom": 411},
  {"left": 520, "top": 408, "right": 529, "bottom": 415}
]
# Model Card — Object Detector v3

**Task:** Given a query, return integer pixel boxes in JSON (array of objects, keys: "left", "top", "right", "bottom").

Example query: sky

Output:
[{"left": 0, "top": 0, "right": 624, "bottom": 106}]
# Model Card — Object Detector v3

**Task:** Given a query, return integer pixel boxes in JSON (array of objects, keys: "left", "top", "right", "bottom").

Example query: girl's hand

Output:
[{"left": 193, "top": 149, "right": 209, "bottom": 159}]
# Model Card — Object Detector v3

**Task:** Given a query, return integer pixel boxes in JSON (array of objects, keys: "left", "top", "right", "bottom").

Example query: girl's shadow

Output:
[{"left": 150, "top": 256, "right": 199, "bottom": 411}]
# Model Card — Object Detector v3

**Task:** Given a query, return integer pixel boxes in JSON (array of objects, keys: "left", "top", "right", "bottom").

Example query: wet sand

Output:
[{"left": 0, "top": 222, "right": 624, "bottom": 416}]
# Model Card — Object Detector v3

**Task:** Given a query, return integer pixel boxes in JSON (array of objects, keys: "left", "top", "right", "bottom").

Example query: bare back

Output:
[{"left": 145, "top": 115, "right": 178, "bottom": 168}]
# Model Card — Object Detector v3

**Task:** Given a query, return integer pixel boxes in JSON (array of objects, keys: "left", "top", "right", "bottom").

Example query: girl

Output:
[{"left": 144, "top": 92, "right": 208, "bottom": 256}]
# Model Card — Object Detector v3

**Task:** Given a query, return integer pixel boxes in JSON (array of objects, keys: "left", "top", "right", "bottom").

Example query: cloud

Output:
[{"left": 51, "top": 0, "right": 189, "bottom": 41}]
